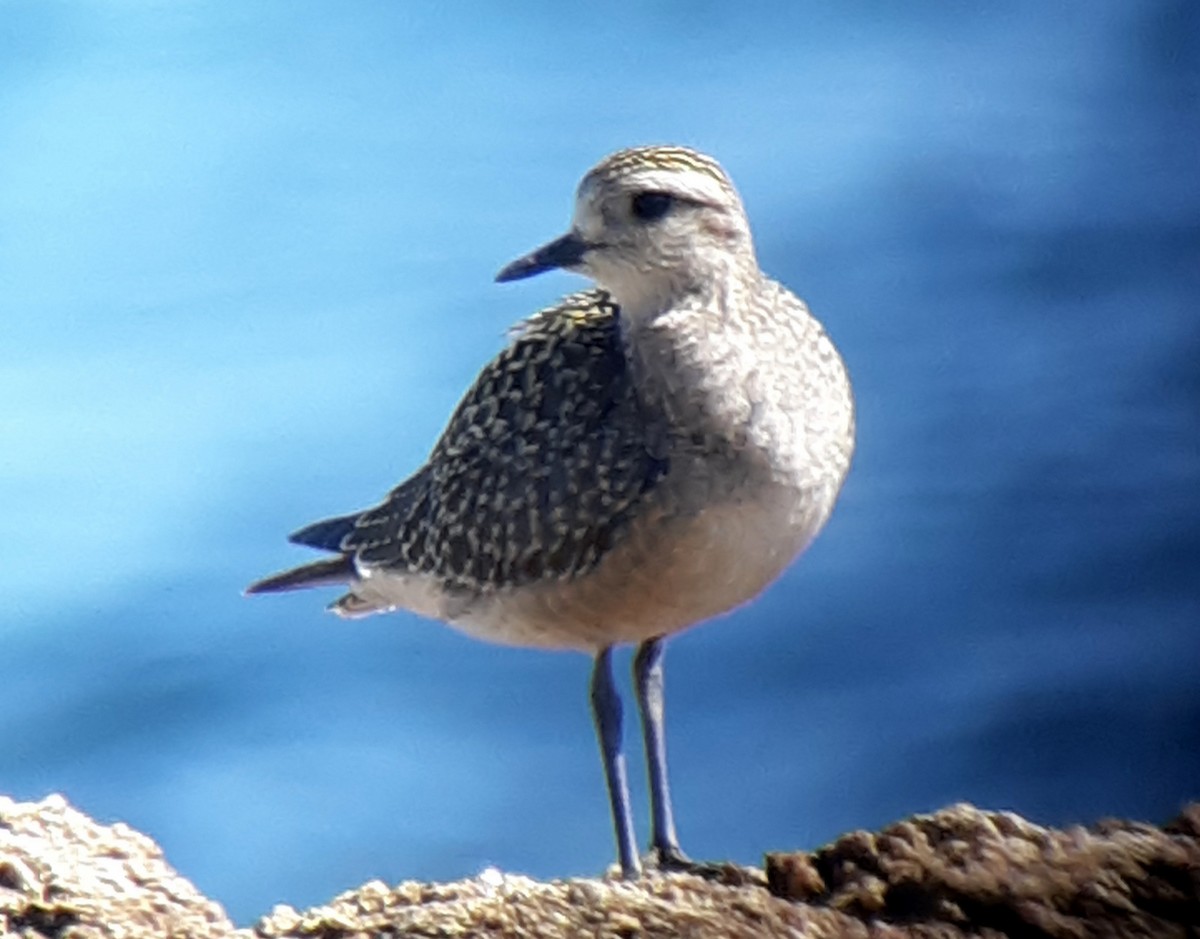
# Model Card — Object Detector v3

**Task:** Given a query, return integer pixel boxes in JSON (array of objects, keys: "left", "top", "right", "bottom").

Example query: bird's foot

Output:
[
  {"left": 647, "top": 845, "right": 766, "bottom": 886},
  {"left": 649, "top": 843, "right": 694, "bottom": 871}
]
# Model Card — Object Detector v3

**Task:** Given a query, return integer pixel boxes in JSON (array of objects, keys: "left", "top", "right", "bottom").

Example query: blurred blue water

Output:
[{"left": 2, "top": 0, "right": 1198, "bottom": 925}]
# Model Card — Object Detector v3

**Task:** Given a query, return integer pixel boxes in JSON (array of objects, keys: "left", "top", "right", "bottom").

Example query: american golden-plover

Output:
[{"left": 248, "top": 145, "right": 855, "bottom": 878}]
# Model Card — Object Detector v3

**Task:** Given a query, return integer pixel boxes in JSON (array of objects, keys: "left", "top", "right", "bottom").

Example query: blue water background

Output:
[{"left": 2, "top": 1, "right": 1197, "bottom": 925}]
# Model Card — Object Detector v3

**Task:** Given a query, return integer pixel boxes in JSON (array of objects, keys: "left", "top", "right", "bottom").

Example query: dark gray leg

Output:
[
  {"left": 590, "top": 646, "right": 641, "bottom": 878},
  {"left": 633, "top": 637, "right": 689, "bottom": 867}
]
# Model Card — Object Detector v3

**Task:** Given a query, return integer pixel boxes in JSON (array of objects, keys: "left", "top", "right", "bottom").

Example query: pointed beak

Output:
[{"left": 495, "top": 230, "right": 592, "bottom": 283}]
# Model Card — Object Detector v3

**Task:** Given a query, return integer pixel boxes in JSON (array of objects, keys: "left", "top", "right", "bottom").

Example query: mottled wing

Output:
[{"left": 345, "top": 289, "right": 668, "bottom": 592}]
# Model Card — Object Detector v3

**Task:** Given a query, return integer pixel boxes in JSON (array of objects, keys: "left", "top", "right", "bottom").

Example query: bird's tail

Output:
[
  {"left": 288, "top": 512, "right": 359, "bottom": 552},
  {"left": 244, "top": 554, "right": 356, "bottom": 595}
]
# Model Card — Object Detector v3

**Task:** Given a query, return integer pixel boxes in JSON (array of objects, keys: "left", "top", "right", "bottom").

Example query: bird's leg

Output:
[
  {"left": 590, "top": 646, "right": 641, "bottom": 879},
  {"left": 633, "top": 636, "right": 690, "bottom": 869}
]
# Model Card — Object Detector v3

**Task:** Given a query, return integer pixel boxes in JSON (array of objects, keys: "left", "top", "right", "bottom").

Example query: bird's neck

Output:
[
  {"left": 617, "top": 265, "right": 777, "bottom": 438},
  {"left": 610, "top": 255, "right": 761, "bottom": 328}
]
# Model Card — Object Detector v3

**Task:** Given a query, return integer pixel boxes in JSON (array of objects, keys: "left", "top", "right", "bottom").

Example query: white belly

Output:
[{"left": 444, "top": 479, "right": 837, "bottom": 651}]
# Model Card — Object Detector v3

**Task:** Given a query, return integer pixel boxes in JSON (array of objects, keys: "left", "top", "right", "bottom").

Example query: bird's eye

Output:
[{"left": 631, "top": 191, "right": 674, "bottom": 222}]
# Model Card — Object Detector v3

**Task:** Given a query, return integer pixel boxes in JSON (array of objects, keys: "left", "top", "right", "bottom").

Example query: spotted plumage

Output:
[
  {"left": 278, "top": 290, "right": 668, "bottom": 607},
  {"left": 247, "top": 145, "right": 855, "bottom": 880}
]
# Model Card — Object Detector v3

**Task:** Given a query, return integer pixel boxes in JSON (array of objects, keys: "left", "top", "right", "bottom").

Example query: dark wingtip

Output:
[
  {"left": 244, "top": 555, "right": 356, "bottom": 596},
  {"left": 244, "top": 569, "right": 304, "bottom": 596}
]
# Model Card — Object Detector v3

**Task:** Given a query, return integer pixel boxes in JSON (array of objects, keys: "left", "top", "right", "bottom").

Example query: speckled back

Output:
[{"left": 346, "top": 290, "right": 668, "bottom": 592}]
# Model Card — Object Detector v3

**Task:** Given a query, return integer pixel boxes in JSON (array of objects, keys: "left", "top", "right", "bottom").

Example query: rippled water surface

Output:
[{"left": 2, "top": 1, "right": 1197, "bottom": 924}]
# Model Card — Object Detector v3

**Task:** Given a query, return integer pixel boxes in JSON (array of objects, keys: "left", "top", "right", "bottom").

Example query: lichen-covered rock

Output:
[
  {"left": 3, "top": 793, "right": 1197, "bottom": 938},
  {"left": 0, "top": 794, "right": 233, "bottom": 939},
  {"left": 253, "top": 868, "right": 863, "bottom": 939},
  {"left": 766, "top": 802, "right": 1200, "bottom": 938}
]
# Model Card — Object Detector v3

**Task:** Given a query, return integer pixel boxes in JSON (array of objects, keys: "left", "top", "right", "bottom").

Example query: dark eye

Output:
[{"left": 631, "top": 191, "right": 674, "bottom": 222}]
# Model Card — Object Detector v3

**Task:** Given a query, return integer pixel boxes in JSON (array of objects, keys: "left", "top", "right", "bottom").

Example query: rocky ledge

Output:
[{"left": 1, "top": 794, "right": 1196, "bottom": 938}]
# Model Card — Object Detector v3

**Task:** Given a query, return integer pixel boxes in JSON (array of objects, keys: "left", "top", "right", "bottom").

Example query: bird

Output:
[{"left": 246, "top": 145, "right": 855, "bottom": 880}]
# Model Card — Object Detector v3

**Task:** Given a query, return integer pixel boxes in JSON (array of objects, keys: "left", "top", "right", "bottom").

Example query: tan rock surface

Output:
[
  {"left": 3, "top": 793, "right": 1196, "bottom": 938},
  {"left": 0, "top": 794, "right": 232, "bottom": 939}
]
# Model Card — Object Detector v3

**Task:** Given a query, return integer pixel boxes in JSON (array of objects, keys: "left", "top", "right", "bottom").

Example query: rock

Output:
[
  {"left": 0, "top": 793, "right": 232, "bottom": 939},
  {"left": 765, "top": 802, "right": 1200, "bottom": 938},
  {"left": 2, "top": 793, "right": 1196, "bottom": 938},
  {"left": 253, "top": 868, "right": 851, "bottom": 939}
]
